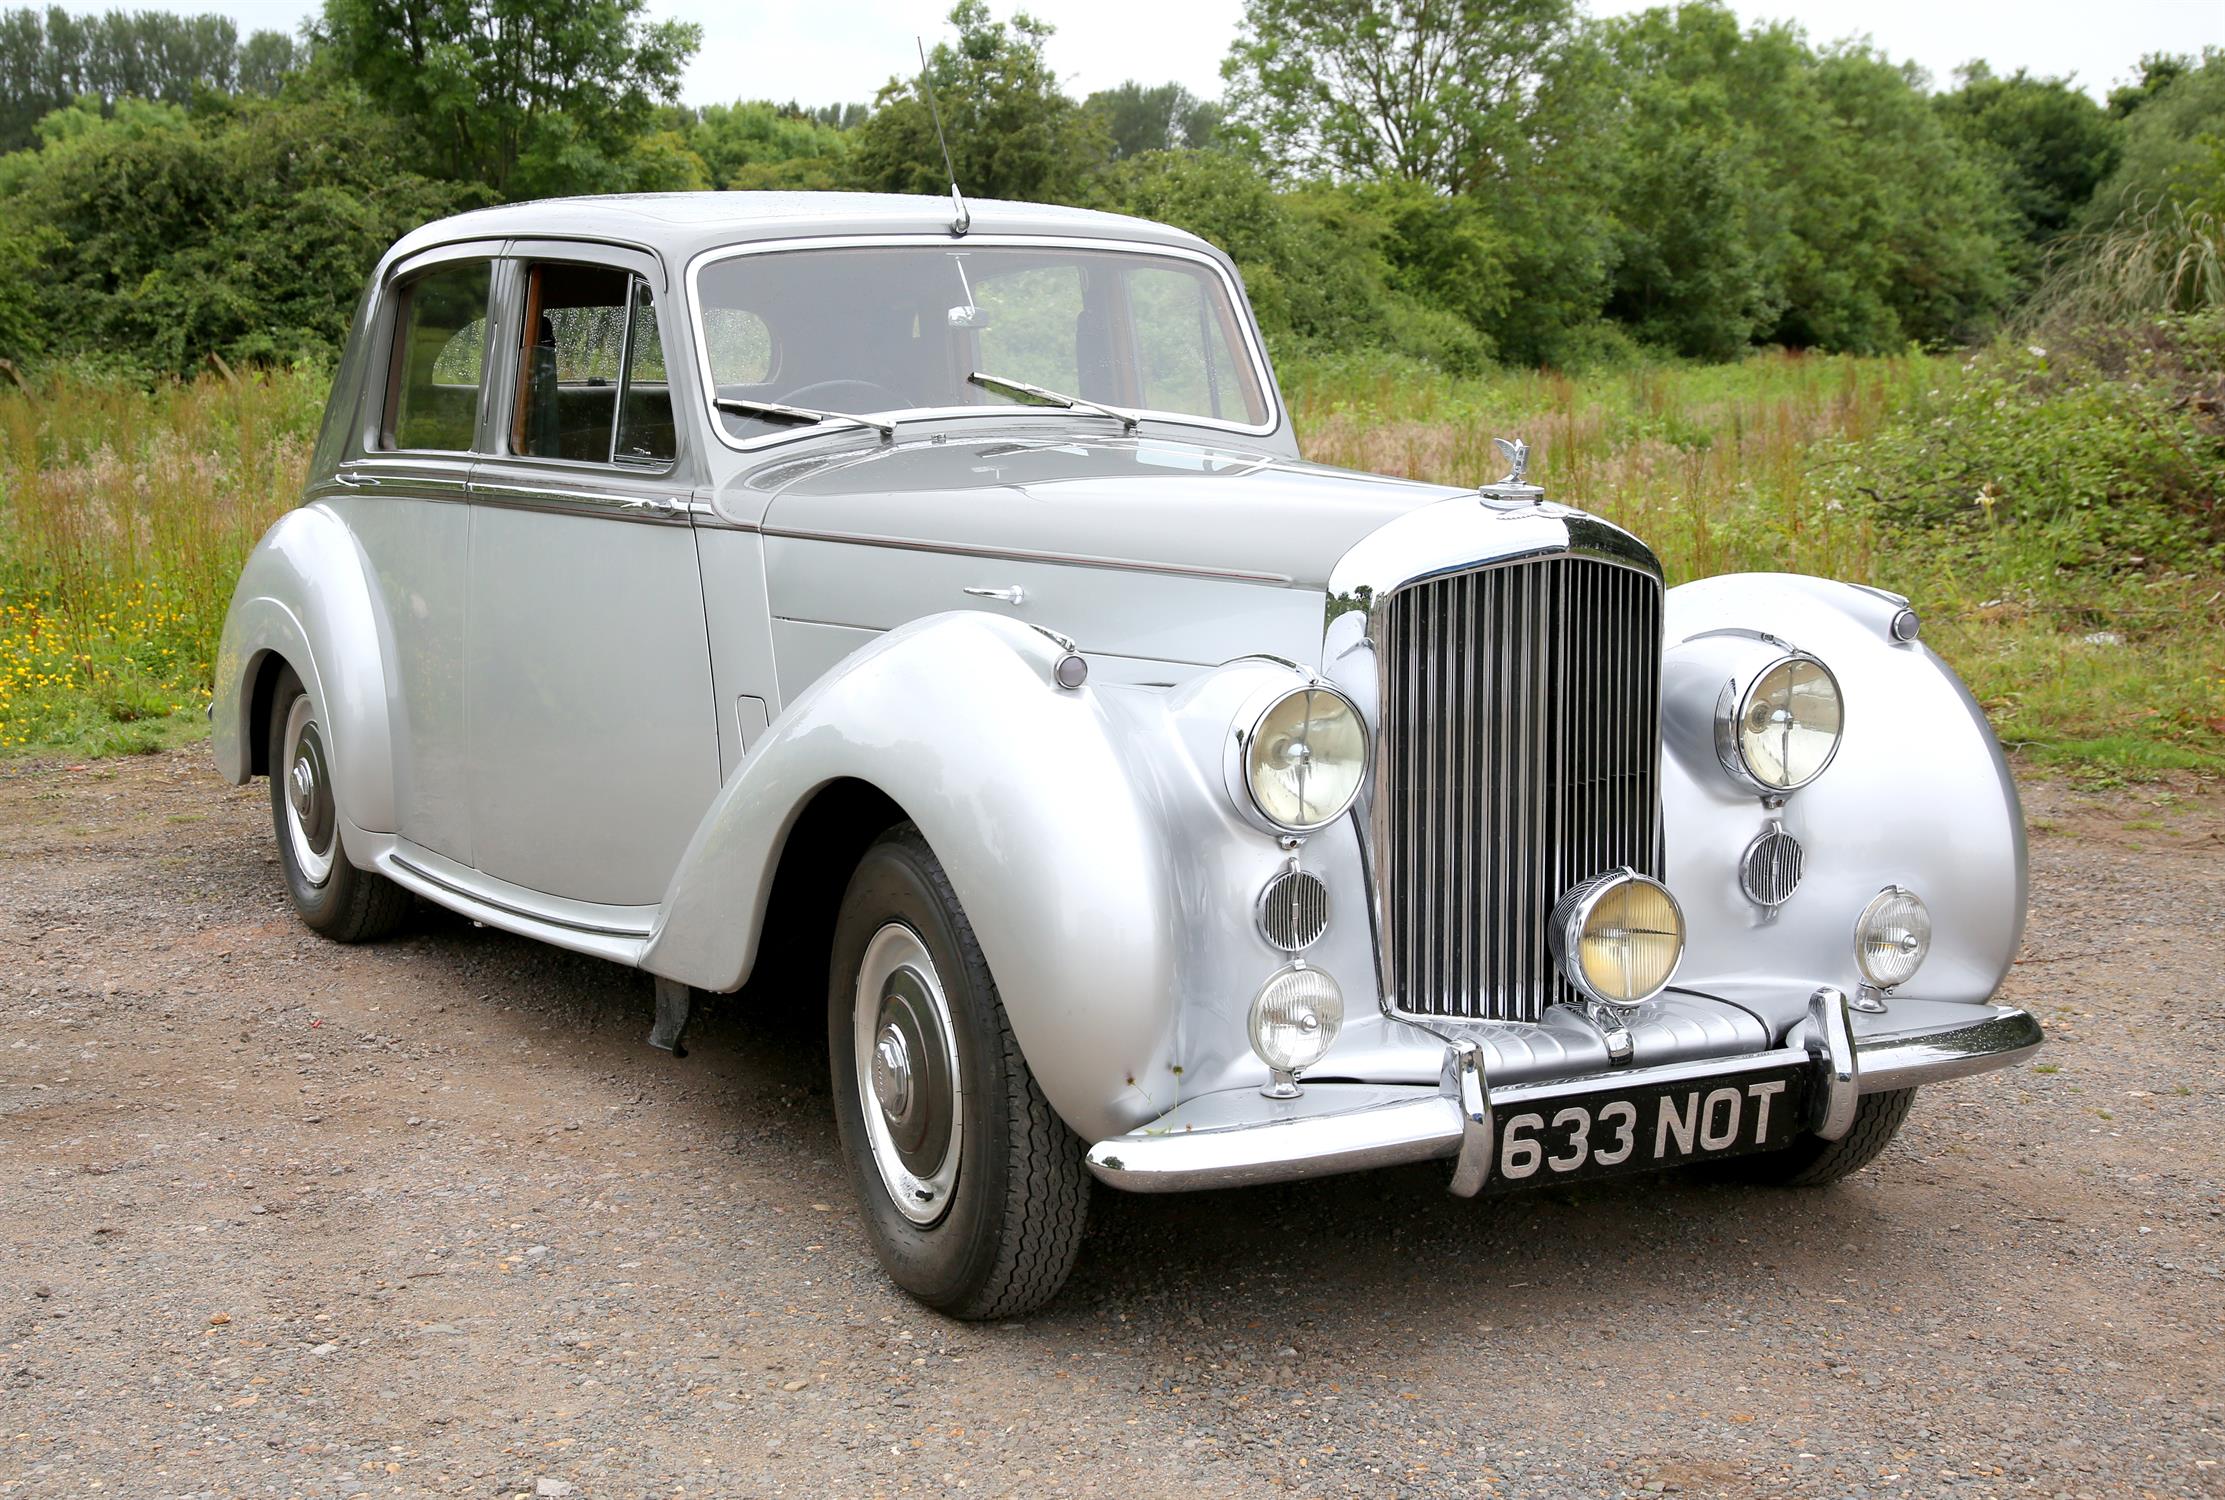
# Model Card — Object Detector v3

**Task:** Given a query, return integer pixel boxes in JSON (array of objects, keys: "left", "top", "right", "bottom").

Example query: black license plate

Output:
[{"left": 1482, "top": 1064, "right": 1810, "bottom": 1192}]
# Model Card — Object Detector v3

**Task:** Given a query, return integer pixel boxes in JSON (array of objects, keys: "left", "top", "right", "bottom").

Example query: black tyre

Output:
[
  {"left": 1731, "top": 1087, "right": 1916, "bottom": 1186},
  {"left": 828, "top": 824, "right": 1089, "bottom": 1319},
  {"left": 266, "top": 667, "right": 413, "bottom": 943}
]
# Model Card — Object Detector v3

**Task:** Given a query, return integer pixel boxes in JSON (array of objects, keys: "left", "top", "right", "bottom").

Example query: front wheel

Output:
[
  {"left": 266, "top": 667, "right": 412, "bottom": 943},
  {"left": 1730, "top": 1087, "right": 1916, "bottom": 1186},
  {"left": 828, "top": 825, "right": 1089, "bottom": 1319}
]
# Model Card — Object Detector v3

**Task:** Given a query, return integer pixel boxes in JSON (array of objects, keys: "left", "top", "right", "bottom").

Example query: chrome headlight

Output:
[
  {"left": 1238, "top": 684, "right": 1368, "bottom": 833},
  {"left": 1854, "top": 885, "right": 1931, "bottom": 989},
  {"left": 1550, "top": 870, "right": 1686, "bottom": 1008},
  {"left": 1718, "top": 653, "right": 1842, "bottom": 792}
]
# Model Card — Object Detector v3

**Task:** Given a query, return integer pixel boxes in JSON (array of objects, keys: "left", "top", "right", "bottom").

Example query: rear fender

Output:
[{"left": 210, "top": 505, "right": 396, "bottom": 839}]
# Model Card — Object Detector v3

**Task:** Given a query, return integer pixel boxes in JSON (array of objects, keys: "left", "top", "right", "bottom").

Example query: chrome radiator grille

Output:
[{"left": 1374, "top": 556, "right": 1664, "bottom": 1021}]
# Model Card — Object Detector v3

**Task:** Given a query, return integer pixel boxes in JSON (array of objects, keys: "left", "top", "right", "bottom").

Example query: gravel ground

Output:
[{"left": 2, "top": 748, "right": 2220, "bottom": 1500}]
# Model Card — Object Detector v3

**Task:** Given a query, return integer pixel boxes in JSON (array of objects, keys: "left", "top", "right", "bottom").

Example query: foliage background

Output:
[{"left": 0, "top": 0, "right": 2219, "bottom": 771}]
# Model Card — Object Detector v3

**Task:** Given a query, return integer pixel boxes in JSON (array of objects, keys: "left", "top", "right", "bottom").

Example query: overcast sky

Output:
[{"left": 63, "top": 0, "right": 2225, "bottom": 107}]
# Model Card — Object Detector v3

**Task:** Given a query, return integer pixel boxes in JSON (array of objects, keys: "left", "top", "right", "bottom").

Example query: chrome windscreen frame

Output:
[
  {"left": 1324, "top": 503, "right": 1666, "bottom": 1027},
  {"left": 681, "top": 233, "right": 1287, "bottom": 454}
]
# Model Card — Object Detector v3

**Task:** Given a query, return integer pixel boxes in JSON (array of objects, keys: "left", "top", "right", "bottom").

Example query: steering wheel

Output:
[{"left": 782, "top": 378, "right": 912, "bottom": 413}]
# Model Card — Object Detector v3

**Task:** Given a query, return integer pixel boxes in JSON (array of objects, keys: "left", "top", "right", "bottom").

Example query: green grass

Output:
[
  {"left": 1282, "top": 335, "right": 2224, "bottom": 777},
  {"left": 0, "top": 367, "right": 323, "bottom": 755},
  {"left": 2, "top": 338, "right": 2219, "bottom": 776}
]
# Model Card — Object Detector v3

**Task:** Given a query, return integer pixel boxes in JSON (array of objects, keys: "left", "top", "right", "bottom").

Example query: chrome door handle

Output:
[
  {"left": 963, "top": 585, "right": 1028, "bottom": 606},
  {"left": 621, "top": 496, "right": 680, "bottom": 517},
  {"left": 334, "top": 471, "right": 379, "bottom": 488}
]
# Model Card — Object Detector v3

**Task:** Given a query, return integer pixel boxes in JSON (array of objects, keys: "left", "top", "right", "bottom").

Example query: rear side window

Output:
[
  {"left": 382, "top": 261, "right": 491, "bottom": 452},
  {"left": 512, "top": 262, "right": 676, "bottom": 468}
]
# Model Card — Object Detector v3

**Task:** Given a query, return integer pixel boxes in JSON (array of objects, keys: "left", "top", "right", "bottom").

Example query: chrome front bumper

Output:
[{"left": 1085, "top": 989, "right": 2043, "bottom": 1195}]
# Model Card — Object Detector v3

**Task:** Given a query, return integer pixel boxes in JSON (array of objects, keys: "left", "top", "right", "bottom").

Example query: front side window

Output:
[
  {"left": 693, "top": 243, "right": 1272, "bottom": 445},
  {"left": 511, "top": 262, "right": 675, "bottom": 468},
  {"left": 383, "top": 261, "right": 490, "bottom": 452}
]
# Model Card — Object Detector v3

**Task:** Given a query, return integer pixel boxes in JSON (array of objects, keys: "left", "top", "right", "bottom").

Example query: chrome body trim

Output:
[
  {"left": 388, "top": 850, "right": 655, "bottom": 939},
  {"left": 1085, "top": 1001, "right": 2042, "bottom": 1193},
  {"left": 757, "top": 522, "right": 1295, "bottom": 585},
  {"left": 469, "top": 481, "right": 692, "bottom": 526}
]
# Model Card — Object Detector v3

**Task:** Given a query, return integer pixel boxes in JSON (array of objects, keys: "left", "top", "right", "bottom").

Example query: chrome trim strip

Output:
[
  {"left": 760, "top": 524, "right": 1295, "bottom": 585},
  {"left": 1085, "top": 1005, "right": 2042, "bottom": 1193},
  {"left": 682, "top": 232, "right": 1286, "bottom": 454},
  {"left": 327, "top": 467, "right": 471, "bottom": 500},
  {"left": 469, "top": 481, "right": 690, "bottom": 525},
  {"left": 389, "top": 853, "right": 655, "bottom": 938}
]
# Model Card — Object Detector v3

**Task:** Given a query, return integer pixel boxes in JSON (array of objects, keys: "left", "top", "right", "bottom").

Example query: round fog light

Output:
[
  {"left": 1854, "top": 885, "right": 1931, "bottom": 989},
  {"left": 1551, "top": 870, "right": 1686, "bottom": 1008},
  {"left": 1248, "top": 963, "right": 1343, "bottom": 1077}
]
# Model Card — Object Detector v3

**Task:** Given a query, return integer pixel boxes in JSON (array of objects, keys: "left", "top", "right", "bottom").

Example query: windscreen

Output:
[{"left": 693, "top": 243, "right": 1271, "bottom": 443}]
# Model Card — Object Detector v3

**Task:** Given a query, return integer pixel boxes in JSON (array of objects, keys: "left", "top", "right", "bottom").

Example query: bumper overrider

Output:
[{"left": 1085, "top": 988, "right": 2042, "bottom": 1194}]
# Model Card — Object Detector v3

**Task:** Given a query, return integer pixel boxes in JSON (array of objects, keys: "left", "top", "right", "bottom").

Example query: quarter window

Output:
[
  {"left": 383, "top": 261, "right": 491, "bottom": 452},
  {"left": 511, "top": 262, "right": 676, "bottom": 468}
]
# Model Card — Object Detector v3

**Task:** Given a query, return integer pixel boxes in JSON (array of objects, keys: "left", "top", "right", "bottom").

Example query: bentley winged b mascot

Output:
[{"left": 210, "top": 192, "right": 2040, "bottom": 1317}]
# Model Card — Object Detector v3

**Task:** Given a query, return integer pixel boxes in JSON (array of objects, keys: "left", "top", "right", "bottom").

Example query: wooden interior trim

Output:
[{"left": 511, "top": 265, "right": 545, "bottom": 455}]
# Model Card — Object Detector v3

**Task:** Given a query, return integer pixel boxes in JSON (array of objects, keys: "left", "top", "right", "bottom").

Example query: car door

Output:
[
  {"left": 463, "top": 244, "right": 721, "bottom": 908},
  {"left": 328, "top": 246, "right": 499, "bottom": 865}
]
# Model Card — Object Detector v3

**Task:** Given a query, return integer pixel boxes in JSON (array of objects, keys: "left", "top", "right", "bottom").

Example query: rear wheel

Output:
[
  {"left": 828, "top": 824, "right": 1089, "bottom": 1319},
  {"left": 266, "top": 668, "right": 412, "bottom": 943},
  {"left": 1731, "top": 1088, "right": 1916, "bottom": 1186}
]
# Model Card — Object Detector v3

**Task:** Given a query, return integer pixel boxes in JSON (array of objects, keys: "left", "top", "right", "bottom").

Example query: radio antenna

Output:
[{"left": 915, "top": 35, "right": 970, "bottom": 237}]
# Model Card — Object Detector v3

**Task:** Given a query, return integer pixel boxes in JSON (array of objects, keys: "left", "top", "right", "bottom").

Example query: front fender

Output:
[
  {"left": 1661, "top": 574, "right": 2026, "bottom": 1029},
  {"left": 644, "top": 613, "right": 1213, "bottom": 1143},
  {"left": 210, "top": 505, "right": 397, "bottom": 838}
]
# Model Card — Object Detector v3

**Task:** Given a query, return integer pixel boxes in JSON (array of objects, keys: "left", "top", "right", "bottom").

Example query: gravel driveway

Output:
[{"left": 2, "top": 749, "right": 2219, "bottom": 1499}]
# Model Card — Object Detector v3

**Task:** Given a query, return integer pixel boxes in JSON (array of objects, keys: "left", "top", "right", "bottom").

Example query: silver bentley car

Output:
[{"left": 211, "top": 193, "right": 2041, "bottom": 1318}]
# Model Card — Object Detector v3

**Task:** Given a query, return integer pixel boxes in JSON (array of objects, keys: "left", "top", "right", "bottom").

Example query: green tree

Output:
[
  {"left": 2106, "top": 52, "right": 2192, "bottom": 119},
  {"left": 312, "top": 0, "right": 700, "bottom": 198},
  {"left": 2086, "top": 50, "right": 2225, "bottom": 220},
  {"left": 237, "top": 28, "right": 305, "bottom": 96},
  {"left": 1771, "top": 47, "right": 2020, "bottom": 350},
  {"left": 1935, "top": 63, "right": 2119, "bottom": 246},
  {"left": 2, "top": 92, "right": 471, "bottom": 374},
  {"left": 1105, "top": 149, "right": 1493, "bottom": 370},
  {"left": 685, "top": 100, "right": 852, "bottom": 190},
  {"left": 1593, "top": 5, "right": 1803, "bottom": 358},
  {"left": 1083, "top": 81, "right": 1221, "bottom": 160},
  {"left": 850, "top": 1, "right": 1108, "bottom": 203},
  {"left": 1220, "top": 0, "right": 1577, "bottom": 191},
  {"left": 0, "top": 6, "right": 250, "bottom": 150}
]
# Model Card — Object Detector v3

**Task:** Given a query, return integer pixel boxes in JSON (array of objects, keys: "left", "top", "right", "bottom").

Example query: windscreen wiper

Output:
[
  {"left": 713, "top": 396, "right": 894, "bottom": 441},
  {"left": 967, "top": 371, "right": 1140, "bottom": 433}
]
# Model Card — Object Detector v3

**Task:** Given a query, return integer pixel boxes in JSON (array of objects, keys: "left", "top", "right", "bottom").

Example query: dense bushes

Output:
[{"left": 0, "top": 95, "right": 471, "bottom": 377}]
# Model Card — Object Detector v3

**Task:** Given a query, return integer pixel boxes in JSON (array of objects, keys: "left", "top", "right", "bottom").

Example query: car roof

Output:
[{"left": 385, "top": 192, "right": 1223, "bottom": 269}]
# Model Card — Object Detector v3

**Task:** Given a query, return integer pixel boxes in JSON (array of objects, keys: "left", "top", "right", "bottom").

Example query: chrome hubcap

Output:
[
  {"left": 288, "top": 758, "right": 317, "bottom": 819},
  {"left": 280, "top": 696, "right": 336, "bottom": 887},
  {"left": 872, "top": 1023, "right": 915, "bottom": 1120},
  {"left": 853, "top": 923, "right": 962, "bottom": 1226}
]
